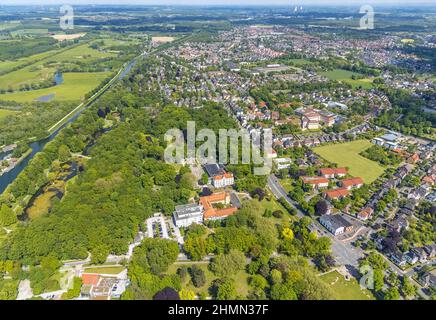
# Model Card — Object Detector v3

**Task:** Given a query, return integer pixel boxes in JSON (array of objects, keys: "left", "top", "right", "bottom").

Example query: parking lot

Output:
[{"left": 146, "top": 214, "right": 169, "bottom": 239}]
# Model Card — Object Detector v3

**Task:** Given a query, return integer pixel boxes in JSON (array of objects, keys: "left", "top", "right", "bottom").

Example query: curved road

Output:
[{"left": 267, "top": 174, "right": 363, "bottom": 267}]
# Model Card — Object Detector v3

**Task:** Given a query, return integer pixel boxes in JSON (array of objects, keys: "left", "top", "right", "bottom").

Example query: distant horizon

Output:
[{"left": 1, "top": 1, "right": 436, "bottom": 7}]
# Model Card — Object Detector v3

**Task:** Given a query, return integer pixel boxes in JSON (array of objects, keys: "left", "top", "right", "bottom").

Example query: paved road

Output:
[{"left": 267, "top": 174, "right": 363, "bottom": 267}]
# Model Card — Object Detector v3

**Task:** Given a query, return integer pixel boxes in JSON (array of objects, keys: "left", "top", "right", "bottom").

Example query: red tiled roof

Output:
[
  {"left": 324, "top": 188, "right": 349, "bottom": 199},
  {"left": 320, "top": 167, "right": 347, "bottom": 175},
  {"left": 341, "top": 177, "right": 364, "bottom": 187},
  {"left": 301, "top": 176, "right": 329, "bottom": 185},
  {"left": 82, "top": 274, "right": 100, "bottom": 286},
  {"left": 358, "top": 207, "right": 374, "bottom": 219},
  {"left": 199, "top": 192, "right": 237, "bottom": 220}
]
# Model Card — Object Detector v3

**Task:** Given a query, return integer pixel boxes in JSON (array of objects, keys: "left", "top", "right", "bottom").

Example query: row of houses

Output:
[{"left": 390, "top": 244, "right": 436, "bottom": 267}]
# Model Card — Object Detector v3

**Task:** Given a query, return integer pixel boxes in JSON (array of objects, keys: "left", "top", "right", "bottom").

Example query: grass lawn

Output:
[
  {"left": 288, "top": 58, "right": 312, "bottom": 66},
  {"left": 166, "top": 261, "right": 250, "bottom": 298},
  {"left": 0, "top": 108, "right": 17, "bottom": 119},
  {"left": 321, "top": 69, "right": 373, "bottom": 89},
  {"left": 84, "top": 266, "right": 125, "bottom": 275},
  {"left": 0, "top": 72, "right": 111, "bottom": 102},
  {"left": 320, "top": 270, "right": 374, "bottom": 300},
  {"left": 313, "top": 140, "right": 385, "bottom": 184}
]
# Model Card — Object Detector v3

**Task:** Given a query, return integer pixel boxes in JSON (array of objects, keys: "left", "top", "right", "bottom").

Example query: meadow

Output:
[
  {"left": 321, "top": 69, "right": 374, "bottom": 89},
  {"left": 0, "top": 72, "right": 111, "bottom": 102},
  {"left": 0, "top": 108, "right": 17, "bottom": 119},
  {"left": 0, "top": 47, "right": 59, "bottom": 74},
  {"left": 320, "top": 270, "right": 374, "bottom": 300},
  {"left": 0, "top": 42, "right": 115, "bottom": 91},
  {"left": 313, "top": 140, "right": 385, "bottom": 183}
]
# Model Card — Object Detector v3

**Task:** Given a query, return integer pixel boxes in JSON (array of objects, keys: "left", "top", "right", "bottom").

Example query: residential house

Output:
[
  {"left": 420, "top": 270, "right": 436, "bottom": 289},
  {"left": 340, "top": 177, "right": 364, "bottom": 190},
  {"left": 391, "top": 252, "right": 407, "bottom": 267},
  {"left": 423, "top": 244, "right": 436, "bottom": 259},
  {"left": 358, "top": 207, "right": 374, "bottom": 221},
  {"left": 389, "top": 215, "right": 409, "bottom": 232},
  {"left": 301, "top": 176, "right": 329, "bottom": 190},
  {"left": 405, "top": 251, "right": 419, "bottom": 265},
  {"left": 324, "top": 188, "right": 349, "bottom": 201},
  {"left": 319, "top": 167, "right": 347, "bottom": 178},
  {"left": 411, "top": 247, "right": 428, "bottom": 263},
  {"left": 274, "top": 157, "right": 292, "bottom": 170}
]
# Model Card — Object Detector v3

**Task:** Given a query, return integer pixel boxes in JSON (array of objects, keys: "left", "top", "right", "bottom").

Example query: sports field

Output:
[
  {"left": 321, "top": 69, "right": 373, "bottom": 89},
  {"left": 313, "top": 140, "right": 385, "bottom": 183},
  {"left": 0, "top": 72, "right": 111, "bottom": 102}
]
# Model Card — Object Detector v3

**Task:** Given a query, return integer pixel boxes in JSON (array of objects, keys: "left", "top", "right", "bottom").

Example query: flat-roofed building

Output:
[
  {"left": 173, "top": 203, "right": 204, "bottom": 228},
  {"left": 320, "top": 214, "right": 354, "bottom": 236}
]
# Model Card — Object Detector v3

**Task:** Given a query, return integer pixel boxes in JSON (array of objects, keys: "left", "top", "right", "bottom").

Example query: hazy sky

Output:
[{"left": 2, "top": 0, "right": 435, "bottom": 5}]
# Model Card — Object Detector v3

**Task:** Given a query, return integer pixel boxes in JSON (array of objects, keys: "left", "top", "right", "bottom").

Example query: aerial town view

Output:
[{"left": 0, "top": 0, "right": 434, "bottom": 309}]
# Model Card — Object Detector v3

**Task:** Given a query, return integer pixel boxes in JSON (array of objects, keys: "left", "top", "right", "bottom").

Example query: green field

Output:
[
  {"left": 288, "top": 58, "right": 312, "bottom": 66},
  {"left": 320, "top": 270, "right": 374, "bottom": 300},
  {"left": 0, "top": 72, "right": 111, "bottom": 102},
  {"left": 84, "top": 266, "right": 125, "bottom": 275},
  {"left": 313, "top": 140, "right": 385, "bottom": 183},
  {"left": 0, "top": 49, "right": 60, "bottom": 74},
  {"left": 321, "top": 69, "right": 374, "bottom": 89},
  {"left": 0, "top": 42, "right": 114, "bottom": 91},
  {"left": 0, "top": 108, "right": 17, "bottom": 119}
]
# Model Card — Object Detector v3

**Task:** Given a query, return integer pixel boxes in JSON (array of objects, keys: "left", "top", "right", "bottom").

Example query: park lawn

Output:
[
  {"left": 166, "top": 262, "right": 250, "bottom": 298},
  {"left": 84, "top": 266, "right": 125, "bottom": 275},
  {"left": 320, "top": 270, "right": 375, "bottom": 300},
  {"left": 167, "top": 262, "right": 214, "bottom": 296},
  {"left": 313, "top": 140, "right": 385, "bottom": 184},
  {"left": 257, "top": 198, "right": 284, "bottom": 212},
  {"left": 0, "top": 108, "right": 17, "bottom": 119},
  {"left": 0, "top": 71, "right": 111, "bottom": 102},
  {"left": 321, "top": 69, "right": 373, "bottom": 89}
]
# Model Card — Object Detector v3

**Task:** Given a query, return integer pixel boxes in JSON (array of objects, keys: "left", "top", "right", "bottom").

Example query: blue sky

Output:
[{"left": 2, "top": 0, "right": 435, "bottom": 5}]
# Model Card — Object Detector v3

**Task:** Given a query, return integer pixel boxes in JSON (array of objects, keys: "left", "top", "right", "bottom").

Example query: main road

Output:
[{"left": 267, "top": 174, "right": 363, "bottom": 267}]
